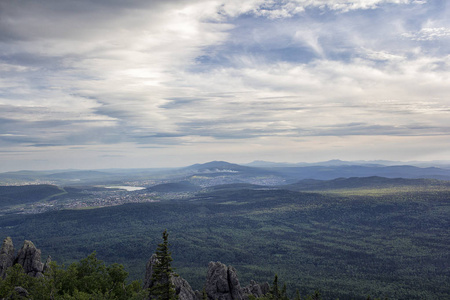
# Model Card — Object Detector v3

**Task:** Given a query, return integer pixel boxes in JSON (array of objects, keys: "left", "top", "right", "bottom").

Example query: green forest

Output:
[
  {"left": 0, "top": 185, "right": 449, "bottom": 299},
  {"left": 0, "top": 231, "right": 344, "bottom": 300}
]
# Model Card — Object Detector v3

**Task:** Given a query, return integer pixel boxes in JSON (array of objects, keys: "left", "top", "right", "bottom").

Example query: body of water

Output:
[{"left": 105, "top": 186, "right": 146, "bottom": 191}]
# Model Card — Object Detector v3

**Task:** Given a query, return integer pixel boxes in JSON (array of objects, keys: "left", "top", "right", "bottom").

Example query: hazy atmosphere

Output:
[{"left": 1, "top": 0, "right": 449, "bottom": 171}]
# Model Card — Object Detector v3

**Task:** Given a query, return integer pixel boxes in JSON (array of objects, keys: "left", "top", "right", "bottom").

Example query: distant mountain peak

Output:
[{"left": 187, "top": 161, "right": 243, "bottom": 170}]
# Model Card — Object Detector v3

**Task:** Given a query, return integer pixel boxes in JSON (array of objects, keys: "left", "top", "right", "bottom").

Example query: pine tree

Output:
[
  {"left": 270, "top": 274, "right": 280, "bottom": 300},
  {"left": 202, "top": 287, "right": 208, "bottom": 300},
  {"left": 294, "top": 289, "right": 301, "bottom": 300},
  {"left": 149, "top": 230, "right": 178, "bottom": 300},
  {"left": 281, "top": 283, "right": 288, "bottom": 300}
]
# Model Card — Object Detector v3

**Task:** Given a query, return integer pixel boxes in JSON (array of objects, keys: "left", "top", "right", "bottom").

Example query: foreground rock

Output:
[
  {"left": 242, "top": 280, "right": 269, "bottom": 298},
  {"left": 14, "top": 240, "right": 45, "bottom": 277},
  {"left": 143, "top": 254, "right": 158, "bottom": 291},
  {"left": 205, "top": 261, "right": 243, "bottom": 300},
  {"left": 172, "top": 276, "right": 198, "bottom": 300},
  {"left": 205, "top": 261, "right": 268, "bottom": 300},
  {"left": 12, "top": 286, "right": 29, "bottom": 298},
  {"left": 0, "top": 237, "right": 15, "bottom": 279},
  {"left": 0, "top": 238, "right": 50, "bottom": 278}
]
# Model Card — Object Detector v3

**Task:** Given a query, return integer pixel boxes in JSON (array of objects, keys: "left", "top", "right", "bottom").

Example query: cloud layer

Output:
[{"left": 1, "top": 0, "right": 449, "bottom": 170}]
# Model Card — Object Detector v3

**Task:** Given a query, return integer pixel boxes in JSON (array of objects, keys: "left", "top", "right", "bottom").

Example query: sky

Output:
[{"left": 0, "top": 0, "right": 449, "bottom": 171}]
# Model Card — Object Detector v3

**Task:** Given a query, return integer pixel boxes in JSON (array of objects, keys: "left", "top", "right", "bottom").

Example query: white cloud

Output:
[
  {"left": 0, "top": 0, "right": 449, "bottom": 170},
  {"left": 0, "top": 0, "right": 235, "bottom": 140},
  {"left": 220, "top": 0, "right": 418, "bottom": 18},
  {"left": 160, "top": 50, "right": 450, "bottom": 142},
  {"left": 402, "top": 27, "right": 450, "bottom": 41},
  {"left": 359, "top": 48, "right": 405, "bottom": 61}
]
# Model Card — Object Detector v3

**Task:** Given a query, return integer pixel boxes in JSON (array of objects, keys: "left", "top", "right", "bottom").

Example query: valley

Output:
[{"left": 0, "top": 161, "right": 449, "bottom": 299}]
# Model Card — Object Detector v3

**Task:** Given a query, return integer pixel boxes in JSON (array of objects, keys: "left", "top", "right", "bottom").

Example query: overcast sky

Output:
[{"left": 0, "top": 0, "right": 449, "bottom": 171}]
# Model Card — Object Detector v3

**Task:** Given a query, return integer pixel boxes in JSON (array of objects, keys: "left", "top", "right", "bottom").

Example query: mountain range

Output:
[{"left": 2, "top": 160, "right": 450, "bottom": 186}]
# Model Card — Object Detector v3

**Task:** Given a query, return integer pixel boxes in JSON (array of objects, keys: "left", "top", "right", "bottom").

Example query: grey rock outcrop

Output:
[
  {"left": 242, "top": 281, "right": 269, "bottom": 299},
  {"left": 12, "top": 286, "right": 29, "bottom": 299},
  {"left": 205, "top": 262, "right": 269, "bottom": 300},
  {"left": 0, "top": 237, "right": 15, "bottom": 278},
  {"left": 260, "top": 282, "right": 270, "bottom": 295},
  {"left": 205, "top": 261, "right": 243, "bottom": 300},
  {"left": 242, "top": 280, "right": 264, "bottom": 298},
  {"left": 144, "top": 254, "right": 197, "bottom": 300},
  {"left": 43, "top": 255, "right": 52, "bottom": 273},
  {"left": 194, "top": 290, "right": 203, "bottom": 300},
  {"left": 143, "top": 254, "right": 158, "bottom": 290},
  {"left": 0, "top": 238, "right": 49, "bottom": 279},
  {"left": 173, "top": 275, "right": 198, "bottom": 300},
  {"left": 14, "top": 240, "right": 44, "bottom": 277}
]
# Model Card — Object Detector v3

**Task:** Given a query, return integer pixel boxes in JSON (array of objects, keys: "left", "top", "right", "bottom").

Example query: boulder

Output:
[
  {"left": 0, "top": 237, "right": 15, "bottom": 279},
  {"left": 12, "top": 286, "right": 29, "bottom": 298},
  {"left": 242, "top": 280, "right": 264, "bottom": 298}
]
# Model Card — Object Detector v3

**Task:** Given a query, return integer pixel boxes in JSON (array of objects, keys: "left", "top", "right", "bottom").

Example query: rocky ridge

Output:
[
  {"left": 0, "top": 237, "right": 50, "bottom": 279},
  {"left": 0, "top": 238, "right": 269, "bottom": 300}
]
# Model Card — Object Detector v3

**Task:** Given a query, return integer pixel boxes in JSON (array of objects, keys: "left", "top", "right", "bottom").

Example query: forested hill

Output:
[
  {"left": 0, "top": 185, "right": 65, "bottom": 208},
  {"left": 283, "top": 176, "right": 450, "bottom": 191},
  {"left": 0, "top": 183, "right": 448, "bottom": 299}
]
